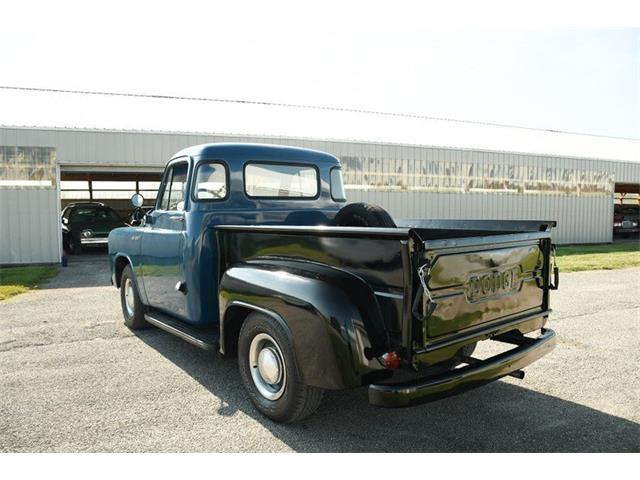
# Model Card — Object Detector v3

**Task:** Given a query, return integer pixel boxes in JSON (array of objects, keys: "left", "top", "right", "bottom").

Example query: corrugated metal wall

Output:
[
  {"left": 2, "top": 127, "right": 635, "bottom": 182},
  {"left": 320, "top": 141, "right": 623, "bottom": 244},
  {"left": 2, "top": 126, "right": 639, "bottom": 265},
  {"left": 347, "top": 190, "right": 612, "bottom": 244},
  {"left": 0, "top": 141, "right": 60, "bottom": 265},
  {"left": 0, "top": 185, "right": 60, "bottom": 264}
]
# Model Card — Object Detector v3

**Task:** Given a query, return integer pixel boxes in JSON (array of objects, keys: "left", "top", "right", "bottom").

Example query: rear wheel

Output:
[
  {"left": 333, "top": 202, "right": 396, "bottom": 228},
  {"left": 238, "top": 312, "right": 324, "bottom": 423},
  {"left": 120, "top": 265, "right": 148, "bottom": 329}
]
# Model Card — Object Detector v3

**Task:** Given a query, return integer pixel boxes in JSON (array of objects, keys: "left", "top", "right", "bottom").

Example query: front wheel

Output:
[
  {"left": 68, "top": 234, "right": 82, "bottom": 254},
  {"left": 238, "top": 312, "right": 324, "bottom": 423},
  {"left": 120, "top": 265, "right": 148, "bottom": 329}
]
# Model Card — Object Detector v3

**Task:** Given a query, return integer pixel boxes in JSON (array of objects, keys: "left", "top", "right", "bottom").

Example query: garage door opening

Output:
[
  {"left": 614, "top": 183, "right": 639, "bottom": 239},
  {"left": 60, "top": 171, "right": 162, "bottom": 255}
]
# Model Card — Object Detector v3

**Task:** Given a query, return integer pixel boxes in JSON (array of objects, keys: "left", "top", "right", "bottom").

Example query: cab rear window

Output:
[{"left": 244, "top": 163, "right": 318, "bottom": 198}]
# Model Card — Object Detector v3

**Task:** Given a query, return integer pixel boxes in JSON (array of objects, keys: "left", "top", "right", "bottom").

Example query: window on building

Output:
[{"left": 0, "top": 146, "right": 56, "bottom": 188}]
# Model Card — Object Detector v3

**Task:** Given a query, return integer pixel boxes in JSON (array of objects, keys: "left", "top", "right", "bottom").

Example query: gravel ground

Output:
[{"left": 1, "top": 253, "right": 638, "bottom": 452}]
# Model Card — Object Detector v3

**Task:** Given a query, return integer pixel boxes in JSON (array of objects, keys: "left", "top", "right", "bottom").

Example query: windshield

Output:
[
  {"left": 70, "top": 206, "right": 122, "bottom": 222},
  {"left": 616, "top": 205, "right": 639, "bottom": 216}
]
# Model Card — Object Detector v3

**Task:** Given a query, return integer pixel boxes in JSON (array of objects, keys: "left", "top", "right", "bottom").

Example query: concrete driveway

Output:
[{"left": 1, "top": 254, "right": 638, "bottom": 452}]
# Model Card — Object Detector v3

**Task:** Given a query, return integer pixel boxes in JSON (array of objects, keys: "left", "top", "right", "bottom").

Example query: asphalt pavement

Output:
[{"left": 1, "top": 252, "right": 638, "bottom": 452}]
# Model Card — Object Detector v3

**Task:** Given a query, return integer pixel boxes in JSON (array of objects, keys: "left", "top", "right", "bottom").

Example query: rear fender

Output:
[{"left": 219, "top": 261, "right": 389, "bottom": 389}]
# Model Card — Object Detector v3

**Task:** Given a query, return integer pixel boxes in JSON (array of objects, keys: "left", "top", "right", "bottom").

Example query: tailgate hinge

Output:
[
  {"left": 412, "top": 261, "right": 437, "bottom": 321},
  {"left": 549, "top": 244, "right": 560, "bottom": 290}
]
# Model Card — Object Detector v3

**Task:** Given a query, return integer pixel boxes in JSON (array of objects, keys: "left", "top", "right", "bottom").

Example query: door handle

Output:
[{"left": 169, "top": 215, "right": 184, "bottom": 222}]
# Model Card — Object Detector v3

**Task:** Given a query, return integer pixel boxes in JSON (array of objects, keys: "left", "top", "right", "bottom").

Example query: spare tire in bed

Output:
[{"left": 333, "top": 202, "right": 396, "bottom": 228}]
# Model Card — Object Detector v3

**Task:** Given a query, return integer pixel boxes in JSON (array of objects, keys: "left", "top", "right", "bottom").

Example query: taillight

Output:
[{"left": 380, "top": 351, "right": 401, "bottom": 370}]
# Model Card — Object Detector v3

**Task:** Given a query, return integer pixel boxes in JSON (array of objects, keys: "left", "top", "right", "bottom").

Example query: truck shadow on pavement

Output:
[{"left": 136, "top": 329, "right": 640, "bottom": 453}]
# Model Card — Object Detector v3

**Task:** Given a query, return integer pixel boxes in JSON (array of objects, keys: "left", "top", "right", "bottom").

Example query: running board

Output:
[{"left": 144, "top": 310, "right": 219, "bottom": 352}]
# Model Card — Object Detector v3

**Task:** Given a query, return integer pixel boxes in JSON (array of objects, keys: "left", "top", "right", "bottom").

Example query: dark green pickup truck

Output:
[{"left": 109, "top": 143, "right": 558, "bottom": 423}]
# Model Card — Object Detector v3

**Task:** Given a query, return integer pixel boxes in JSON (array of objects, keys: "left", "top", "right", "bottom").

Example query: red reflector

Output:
[{"left": 381, "top": 351, "right": 401, "bottom": 370}]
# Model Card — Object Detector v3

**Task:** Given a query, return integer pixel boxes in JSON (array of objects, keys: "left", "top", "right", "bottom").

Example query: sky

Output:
[{"left": 0, "top": 1, "right": 639, "bottom": 139}]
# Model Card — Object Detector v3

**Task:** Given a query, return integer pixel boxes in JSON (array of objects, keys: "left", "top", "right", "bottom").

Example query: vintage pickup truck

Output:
[{"left": 108, "top": 143, "right": 558, "bottom": 423}]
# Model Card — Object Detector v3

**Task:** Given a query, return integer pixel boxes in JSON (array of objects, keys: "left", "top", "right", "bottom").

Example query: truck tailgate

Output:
[{"left": 413, "top": 232, "right": 550, "bottom": 340}]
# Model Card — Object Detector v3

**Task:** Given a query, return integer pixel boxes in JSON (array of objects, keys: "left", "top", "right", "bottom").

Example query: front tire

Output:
[
  {"left": 238, "top": 312, "right": 324, "bottom": 423},
  {"left": 68, "top": 234, "right": 82, "bottom": 254},
  {"left": 120, "top": 265, "right": 148, "bottom": 329}
]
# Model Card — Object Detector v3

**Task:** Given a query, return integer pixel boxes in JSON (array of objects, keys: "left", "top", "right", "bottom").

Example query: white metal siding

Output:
[
  {"left": 0, "top": 188, "right": 60, "bottom": 264},
  {"left": 1, "top": 126, "right": 639, "bottom": 266},
  {"left": 0, "top": 133, "right": 60, "bottom": 264},
  {"left": 346, "top": 190, "right": 612, "bottom": 244},
  {"left": 3, "top": 126, "right": 638, "bottom": 183}
]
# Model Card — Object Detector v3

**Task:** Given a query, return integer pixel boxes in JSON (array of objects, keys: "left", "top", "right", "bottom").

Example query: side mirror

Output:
[{"left": 131, "top": 193, "right": 144, "bottom": 208}]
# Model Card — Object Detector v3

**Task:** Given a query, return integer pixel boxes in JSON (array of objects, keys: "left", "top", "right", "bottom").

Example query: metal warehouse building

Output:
[{"left": 0, "top": 91, "right": 639, "bottom": 265}]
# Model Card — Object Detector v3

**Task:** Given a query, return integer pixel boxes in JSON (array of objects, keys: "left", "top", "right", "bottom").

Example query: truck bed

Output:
[{"left": 214, "top": 220, "right": 555, "bottom": 361}]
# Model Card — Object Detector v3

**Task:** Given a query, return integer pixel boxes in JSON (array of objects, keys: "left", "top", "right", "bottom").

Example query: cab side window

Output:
[
  {"left": 193, "top": 162, "right": 227, "bottom": 200},
  {"left": 157, "top": 162, "right": 189, "bottom": 211}
]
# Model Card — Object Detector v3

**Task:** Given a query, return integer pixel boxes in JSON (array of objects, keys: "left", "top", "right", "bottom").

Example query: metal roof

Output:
[
  {"left": 173, "top": 142, "right": 339, "bottom": 164},
  {"left": 0, "top": 88, "right": 638, "bottom": 163}
]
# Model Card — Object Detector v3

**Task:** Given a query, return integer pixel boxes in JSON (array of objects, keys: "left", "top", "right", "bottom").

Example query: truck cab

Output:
[{"left": 110, "top": 143, "right": 346, "bottom": 325}]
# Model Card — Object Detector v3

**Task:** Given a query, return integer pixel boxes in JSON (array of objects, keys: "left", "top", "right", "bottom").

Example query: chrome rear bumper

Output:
[{"left": 369, "top": 329, "right": 557, "bottom": 408}]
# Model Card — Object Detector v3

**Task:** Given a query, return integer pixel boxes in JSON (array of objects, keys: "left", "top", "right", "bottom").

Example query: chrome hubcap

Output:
[
  {"left": 124, "top": 278, "right": 135, "bottom": 317},
  {"left": 257, "top": 347, "right": 282, "bottom": 385},
  {"left": 249, "top": 333, "right": 286, "bottom": 400}
]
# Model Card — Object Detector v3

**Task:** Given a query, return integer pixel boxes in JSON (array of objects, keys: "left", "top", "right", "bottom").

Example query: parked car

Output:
[
  {"left": 108, "top": 143, "right": 559, "bottom": 423},
  {"left": 613, "top": 204, "right": 639, "bottom": 236},
  {"left": 62, "top": 202, "right": 129, "bottom": 254}
]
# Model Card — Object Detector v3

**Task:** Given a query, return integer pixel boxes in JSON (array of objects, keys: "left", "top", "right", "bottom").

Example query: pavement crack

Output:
[
  {"left": 554, "top": 306, "right": 640, "bottom": 322},
  {"left": 0, "top": 333, "right": 137, "bottom": 353}
]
